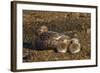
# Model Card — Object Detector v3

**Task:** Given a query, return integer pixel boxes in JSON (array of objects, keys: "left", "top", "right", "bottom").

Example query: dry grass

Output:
[{"left": 23, "top": 47, "right": 90, "bottom": 62}]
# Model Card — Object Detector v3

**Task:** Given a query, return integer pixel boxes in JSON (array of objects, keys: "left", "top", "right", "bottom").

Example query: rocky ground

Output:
[{"left": 23, "top": 10, "right": 91, "bottom": 62}]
